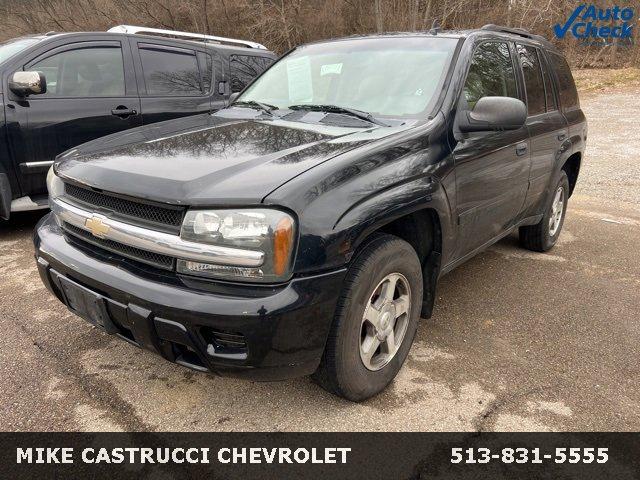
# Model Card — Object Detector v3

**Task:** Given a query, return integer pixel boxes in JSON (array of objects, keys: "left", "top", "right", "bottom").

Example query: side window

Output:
[
  {"left": 199, "top": 52, "right": 213, "bottom": 94},
  {"left": 548, "top": 53, "right": 579, "bottom": 110},
  {"left": 29, "top": 47, "right": 125, "bottom": 97},
  {"left": 139, "top": 45, "right": 202, "bottom": 96},
  {"left": 540, "top": 53, "right": 557, "bottom": 112},
  {"left": 517, "top": 44, "right": 546, "bottom": 116},
  {"left": 463, "top": 41, "right": 517, "bottom": 108},
  {"left": 230, "top": 55, "right": 274, "bottom": 93}
]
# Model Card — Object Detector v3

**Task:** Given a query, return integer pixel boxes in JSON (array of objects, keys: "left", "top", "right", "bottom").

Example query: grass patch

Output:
[{"left": 574, "top": 68, "right": 640, "bottom": 94}]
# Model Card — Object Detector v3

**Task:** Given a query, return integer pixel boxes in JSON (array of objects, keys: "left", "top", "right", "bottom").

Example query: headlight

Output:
[
  {"left": 178, "top": 209, "right": 296, "bottom": 283},
  {"left": 46, "top": 166, "right": 64, "bottom": 202}
]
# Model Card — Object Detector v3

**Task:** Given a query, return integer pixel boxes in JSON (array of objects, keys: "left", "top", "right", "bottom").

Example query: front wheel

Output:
[
  {"left": 313, "top": 234, "right": 423, "bottom": 401},
  {"left": 519, "top": 171, "right": 570, "bottom": 252}
]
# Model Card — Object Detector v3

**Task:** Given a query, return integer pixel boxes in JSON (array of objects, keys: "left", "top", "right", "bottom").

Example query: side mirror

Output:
[
  {"left": 458, "top": 96, "right": 526, "bottom": 133},
  {"left": 9, "top": 71, "right": 47, "bottom": 96},
  {"left": 228, "top": 92, "right": 240, "bottom": 105}
]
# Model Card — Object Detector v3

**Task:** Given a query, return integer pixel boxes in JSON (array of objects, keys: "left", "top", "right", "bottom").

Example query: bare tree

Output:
[{"left": 0, "top": 0, "right": 637, "bottom": 68}]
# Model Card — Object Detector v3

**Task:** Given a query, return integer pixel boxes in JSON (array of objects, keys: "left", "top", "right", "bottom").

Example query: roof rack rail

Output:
[
  {"left": 480, "top": 24, "right": 551, "bottom": 45},
  {"left": 107, "top": 25, "right": 267, "bottom": 50}
]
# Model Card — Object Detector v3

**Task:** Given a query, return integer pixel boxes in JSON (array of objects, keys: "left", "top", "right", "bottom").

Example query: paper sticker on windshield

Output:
[
  {"left": 321, "top": 63, "right": 343, "bottom": 76},
  {"left": 286, "top": 56, "right": 313, "bottom": 103}
]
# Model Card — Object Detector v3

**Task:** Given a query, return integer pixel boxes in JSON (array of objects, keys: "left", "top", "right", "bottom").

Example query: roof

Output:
[{"left": 302, "top": 24, "right": 558, "bottom": 52}]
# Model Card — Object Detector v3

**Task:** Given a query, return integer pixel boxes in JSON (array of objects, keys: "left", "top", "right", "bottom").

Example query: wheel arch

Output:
[
  {"left": 561, "top": 152, "right": 581, "bottom": 197},
  {"left": 350, "top": 206, "right": 444, "bottom": 319}
]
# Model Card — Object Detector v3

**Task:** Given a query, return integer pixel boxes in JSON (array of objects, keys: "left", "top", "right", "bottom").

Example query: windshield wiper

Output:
[
  {"left": 288, "top": 104, "right": 390, "bottom": 127},
  {"left": 232, "top": 100, "right": 278, "bottom": 116}
]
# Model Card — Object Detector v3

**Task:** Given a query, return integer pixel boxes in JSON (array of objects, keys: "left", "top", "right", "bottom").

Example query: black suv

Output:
[
  {"left": 0, "top": 25, "right": 275, "bottom": 220},
  {"left": 34, "top": 25, "right": 586, "bottom": 400}
]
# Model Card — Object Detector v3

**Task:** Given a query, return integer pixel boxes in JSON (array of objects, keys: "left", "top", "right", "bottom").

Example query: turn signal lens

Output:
[{"left": 273, "top": 216, "right": 294, "bottom": 276}]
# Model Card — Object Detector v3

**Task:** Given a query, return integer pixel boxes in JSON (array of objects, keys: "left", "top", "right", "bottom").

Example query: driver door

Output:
[{"left": 452, "top": 40, "right": 531, "bottom": 258}]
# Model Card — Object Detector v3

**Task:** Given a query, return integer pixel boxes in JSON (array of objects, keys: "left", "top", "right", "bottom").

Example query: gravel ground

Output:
[{"left": 0, "top": 85, "right": 638, "bottom": 432}]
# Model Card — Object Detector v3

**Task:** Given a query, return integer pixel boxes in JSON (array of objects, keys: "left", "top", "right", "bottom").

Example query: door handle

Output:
[
  {"left": 558, "top": 133, "right": 567, "bottom": 141},
  {"left": 111, "top": 106, "right": 137, "bottom": 118},
  {"left": 516, "top": 142, "right": 528, "bottom": 156}
]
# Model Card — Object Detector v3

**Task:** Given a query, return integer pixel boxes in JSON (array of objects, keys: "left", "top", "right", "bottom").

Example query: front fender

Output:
[
  {"left": 265, "top": 115, "right": 457, "bottom": 274},
  {"left": 334, "top": 174, "right": 455, "bottom": 265}
]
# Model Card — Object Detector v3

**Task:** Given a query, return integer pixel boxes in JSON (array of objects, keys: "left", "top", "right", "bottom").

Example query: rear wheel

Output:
[
  {"left": 519, "top": 171, "right": 570, "bottom": 252},
  {"left": 313, "top": 234, "right": 423, "bottom": 401}
]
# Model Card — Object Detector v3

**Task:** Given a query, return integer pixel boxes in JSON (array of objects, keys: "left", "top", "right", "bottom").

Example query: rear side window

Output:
[
  {"left": 29, "top": 46, "right": 125, "bottom": 97},
  {"left": 200, "top": 53, "right": 213, "bottom": 94},
  {"left": 230, "top": 55, "right": 274, "bottom": 93},
  {"left": 540, "top": 54, "right": 557, "bottom": 111},
  {"left": 548, "top": 52, "right": 579, "bottom": 110},
  {"left": 517, "top": 44, "right": 546, "bottom": 116},
  {"left": 139, "top": 45, "right": 202, "bottom": 95},
  {"left": 463, "top": 41, "right": 518, "bottom": 108}
]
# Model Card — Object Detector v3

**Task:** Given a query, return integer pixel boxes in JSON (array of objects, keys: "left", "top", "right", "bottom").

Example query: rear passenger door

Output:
[
  {"left": 131, "top": 40, "right": 221, "bottom": 124},
  {"left": 516, "top": 44, "right": 569, "bottom": 217}
]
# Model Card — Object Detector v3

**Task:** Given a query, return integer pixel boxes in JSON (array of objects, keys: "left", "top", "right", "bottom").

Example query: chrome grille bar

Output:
[{"left": 51, "top": 198, "right": 264, "bottom": 268}]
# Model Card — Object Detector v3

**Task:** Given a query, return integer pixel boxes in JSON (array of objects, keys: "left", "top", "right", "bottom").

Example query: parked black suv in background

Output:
[
  {"left": 35, "top": 25, "right": 586, "bottom": 400},
  {"left": 0, "top": 25, "right": 275, "bottom": 220}
]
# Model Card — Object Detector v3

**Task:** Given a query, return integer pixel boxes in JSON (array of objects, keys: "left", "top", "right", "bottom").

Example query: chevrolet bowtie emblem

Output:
[{"left": 84, "top": 216, "right": 110, "bottom": 238}]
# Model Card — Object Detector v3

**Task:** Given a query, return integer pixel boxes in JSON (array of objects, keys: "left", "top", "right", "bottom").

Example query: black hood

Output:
[{"left": 55, "top": 113, "right": 391, "bottom": 206}]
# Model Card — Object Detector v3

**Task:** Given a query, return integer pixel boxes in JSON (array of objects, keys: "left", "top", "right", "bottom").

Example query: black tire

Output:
[
  {"left": 519, "top": 170, "right": 570, "bottom": 252},
  {"left": 313, "top": 233, "right": 423, "bottom": 401}
]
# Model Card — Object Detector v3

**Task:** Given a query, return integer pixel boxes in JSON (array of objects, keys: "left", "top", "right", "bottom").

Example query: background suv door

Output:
[
  {"left": 131, "top": 40, "right": 222, "bottom": 124},
  {"left": 6, "top": 39, "right": 141, "bottom": 197},
  {"left": 453, "top": 40, "right": 531, "bottom": 258}
]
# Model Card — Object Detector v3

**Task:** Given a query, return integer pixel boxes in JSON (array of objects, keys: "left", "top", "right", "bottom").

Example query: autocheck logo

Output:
[{"left": 554, "top": 5, "right": 634, "bottom": 41}]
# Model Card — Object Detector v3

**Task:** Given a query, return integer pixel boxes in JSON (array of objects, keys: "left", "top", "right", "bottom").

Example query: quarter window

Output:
[
  {"left": 230, "top": 55, "right": 274, "bottom": 93},
  {"left": 540, "top": 54, "right": 557, "bottom": 111},
  {"left": 463, "top": 41, "right": 518, "bottom": 108},
  {"left": 29, "top": 47, "right": 125, "bottom": 97},
  {"left": 139, "top": 45, "right": 202, "bottom": 95},
  {"left": 548, "top": 53, "right": 579, "bottom": 110},
  {"left": 517, "top": 44, "right": 546, "bottom": 116}
]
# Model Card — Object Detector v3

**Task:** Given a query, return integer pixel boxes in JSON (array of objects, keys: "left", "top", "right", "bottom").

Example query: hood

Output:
[{"left": 55, "top": 113, "right": 394, "bottom": 206}]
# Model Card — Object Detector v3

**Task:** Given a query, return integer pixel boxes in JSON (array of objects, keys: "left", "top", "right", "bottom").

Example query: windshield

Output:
[
  {"left": 239, "top": 37, "right": 459, "bottom": 119},
  {"left": 0, "top": 38, "right": 39, "bottom": 65}
]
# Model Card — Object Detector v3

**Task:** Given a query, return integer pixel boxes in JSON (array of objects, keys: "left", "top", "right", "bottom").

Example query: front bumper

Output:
[{"left": 34, "top": 213, "right": 346, "bottom": 380}]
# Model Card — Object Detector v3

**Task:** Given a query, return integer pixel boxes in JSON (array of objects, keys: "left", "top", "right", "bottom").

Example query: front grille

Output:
[
  {"left": 64, "top": 183, "right": 184, "bottom": 232},
  {"left": 63, "top": 223, "right": 175, "bottom": 271}
]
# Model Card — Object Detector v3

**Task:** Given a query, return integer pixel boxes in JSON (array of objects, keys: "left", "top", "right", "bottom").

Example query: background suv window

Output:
[
  {"left": 464, "top": 41, "right": 517, "bottom": 108},
  {"left": 517, "top": 44, "right": 546, "bottom": 116},
  {"left": 30, "top": 46, "right": 125, "bottom": 97},
  {"left": 139, "top": 45, "right": 202, "bottom": 95}
]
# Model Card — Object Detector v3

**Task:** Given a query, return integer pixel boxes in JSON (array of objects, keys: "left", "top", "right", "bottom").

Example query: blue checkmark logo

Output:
[{"left": 554, "top": 4, "right": 586, "bottom": 38}]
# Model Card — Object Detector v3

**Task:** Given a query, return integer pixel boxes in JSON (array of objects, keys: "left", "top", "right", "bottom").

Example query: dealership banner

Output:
[{"left": 1, "top": 432, "right": 639, "bottom": 479}]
